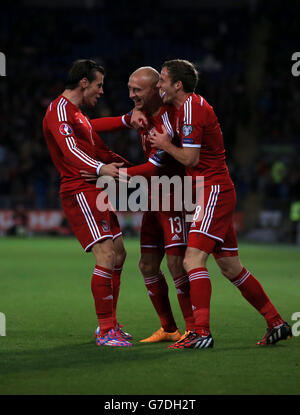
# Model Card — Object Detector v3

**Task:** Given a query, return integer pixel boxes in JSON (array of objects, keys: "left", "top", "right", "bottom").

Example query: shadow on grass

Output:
[
  {"left": 0, "top": 337, "right": 181, "bottom": 376},
  {"left": 0, "top": 331, "right": 295, "bottom": 377}
]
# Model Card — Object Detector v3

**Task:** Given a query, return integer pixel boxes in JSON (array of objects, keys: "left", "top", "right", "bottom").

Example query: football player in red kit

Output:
[
  {"left": 150, "top": 59, "right": 292, "bottom": 349},
  {"left": 88, "top": 67, "right": 195, "bottom": 342},
  {"left": 43, "top": 59, "right": 134, "bottom": 347}
]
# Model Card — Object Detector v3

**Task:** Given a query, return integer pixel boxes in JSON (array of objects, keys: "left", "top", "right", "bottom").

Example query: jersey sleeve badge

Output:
[
  {"left": 182, "top": 124, "right": 193, "bottom": 137},
  {"left": 59, "top": 123, "right": 73, "bottom": 136}
]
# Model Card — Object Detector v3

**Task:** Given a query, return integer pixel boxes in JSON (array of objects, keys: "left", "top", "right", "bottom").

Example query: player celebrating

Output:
[
  {"left": 43, "top": 59, "right": 134, "bottom": 347},
  {"left": 89, "top": 67, "right": 195, "bottom": 342},
  {"left": 150, "top": 59, "right": 292, "bottom": 349}
]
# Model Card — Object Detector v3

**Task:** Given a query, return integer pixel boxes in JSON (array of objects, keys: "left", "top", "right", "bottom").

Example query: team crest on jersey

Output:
[
  {"left": 100, "top": 220, "right": 110, "bottom": 232},
  {"left": 182, "top": 124, "right": 193, "bottom": 137},
  {"left": 59, "top": 123, "right": 73, "bottom": 136}
]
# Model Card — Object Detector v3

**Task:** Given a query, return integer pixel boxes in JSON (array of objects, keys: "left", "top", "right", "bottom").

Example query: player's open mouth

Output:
[{"left": 159, "top": 89, "right": 166, "bottom": 98}]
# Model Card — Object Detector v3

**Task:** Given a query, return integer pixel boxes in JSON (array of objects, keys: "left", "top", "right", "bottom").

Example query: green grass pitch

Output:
[{"left": 0, "top": 236, "right": 299, "bottom": 395}]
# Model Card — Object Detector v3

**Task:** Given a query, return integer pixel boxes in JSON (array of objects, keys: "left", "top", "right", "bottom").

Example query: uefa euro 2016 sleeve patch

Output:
[
  {"left": 59, "top": 123, "right": 73, "bottom": 136},
  {"left": 182, "top": 124, "right": 193, "bottom": 137}
]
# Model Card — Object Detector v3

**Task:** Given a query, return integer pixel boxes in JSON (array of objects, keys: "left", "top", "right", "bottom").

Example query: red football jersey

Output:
[
  {"left": 138, "top": 104, "right": 184, "bottom": 179},
  {"left": 134, "top": 105, "right": 185, "bottom": 211},
  {"left": 176, "top": 93, "right": 233, "bottom": 187},
  {"left": 43, "top": 95, "right": 129, "bottom": 196}
]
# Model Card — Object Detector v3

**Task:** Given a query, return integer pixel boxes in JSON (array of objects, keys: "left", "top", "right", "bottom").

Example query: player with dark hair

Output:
[
  {"left": 87, "top": 67, "right": 195, "bottom": 342},
  {"left": 150, "top": 59, "right": 292, "bottom": 349},
  {"left": 65, "top": 59, "right": 105, "bottom": 90},
  {"left": 43, "top": 59, "right": 135, "bottom": 347}
]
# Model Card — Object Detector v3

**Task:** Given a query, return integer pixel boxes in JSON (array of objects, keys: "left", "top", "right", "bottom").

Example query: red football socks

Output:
[
  {"left": 143, "top": 271, "right": 178, "bottom": 333},
  {"left": 231, "top": 267, "right": 284, "bottom": 328},
  {"left": 173, "top": 274, "right": 195, "bottom": 331},
  {"left": 188, "top": 267, "right": 212, "bottom": 337},
  {"left": 91, "top": 265, "right": 114, "bottom": 335},
  {"left": 112, "top": 264, "right": 122, "bottom": 327}
]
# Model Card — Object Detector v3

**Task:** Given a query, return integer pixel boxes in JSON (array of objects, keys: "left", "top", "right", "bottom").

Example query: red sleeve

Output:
[
  {"left": 108, "top": 152, "right": 133, "bottom": 167},
  {"left": 45, "top": 111, "right": 103, "bottom": 175},
  {"left": 126, "top": 160, "right": 160, "bottom": 178},
  {"left": 90, "top": 114, "right": 132, "bottom": 133},
  {"left": 181, "top": 101, "right": 204, "bottom": 149}
]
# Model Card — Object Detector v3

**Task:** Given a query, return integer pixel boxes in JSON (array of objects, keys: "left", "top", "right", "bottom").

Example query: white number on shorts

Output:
[{"left": 169, "top": 216, "right": 182, "bottom": 234}]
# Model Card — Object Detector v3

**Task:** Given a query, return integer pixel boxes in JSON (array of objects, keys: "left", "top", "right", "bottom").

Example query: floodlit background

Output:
[
  {"left": 0, "top": 0, "right": 299, "bottom": 244},
  {"left": 0, "top": 0, "right": 299, "bottom": 398}
]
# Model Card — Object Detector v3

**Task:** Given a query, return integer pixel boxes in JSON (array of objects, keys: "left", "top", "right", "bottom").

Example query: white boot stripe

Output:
[{"left": 200, "top": 339, "right": 208, "bottom": 348}]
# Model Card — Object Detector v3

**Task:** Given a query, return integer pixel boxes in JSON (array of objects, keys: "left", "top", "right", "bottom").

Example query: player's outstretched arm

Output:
[
  {"left": 120, "top": 160, "right": 160, "bottom": 179},
  {"left": 90, "top": 108, "right": 147, "bottom": 133},
  {"left": 91, "top": 115, "right": 131, "bottom": 132},
  {"left": 80, "top": 162, "right": 124, "bottom": 182},
  {"left": 100, "top": 162, "right": 124, "bottom": 177}
]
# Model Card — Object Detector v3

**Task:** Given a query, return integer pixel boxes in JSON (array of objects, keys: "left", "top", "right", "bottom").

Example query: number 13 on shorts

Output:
[{"left": 168, "top": 216, "right": 183, "bottom": 234}]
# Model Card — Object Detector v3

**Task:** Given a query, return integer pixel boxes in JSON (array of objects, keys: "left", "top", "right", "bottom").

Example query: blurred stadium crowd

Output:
[{"left": 0, "top": 0, "right": 299, "bottom": 242}]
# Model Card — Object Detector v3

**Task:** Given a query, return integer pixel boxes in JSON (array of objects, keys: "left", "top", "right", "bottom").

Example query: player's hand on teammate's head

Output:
[{"left": 130, "top": 108, "right": 148, "bottom": 129}]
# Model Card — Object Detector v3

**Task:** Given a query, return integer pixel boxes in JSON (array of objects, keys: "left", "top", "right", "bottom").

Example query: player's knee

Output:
[
  {"left": 115, "top": 246, "right": 127, "bottom": 267},
  {"left": 182, "top": 256, "right": 190, "bottom": 272},
  {"left": 217, "top": 257, "right": 243, "bottom": 281},
  {"left": 219, "top": 265, "right": 233, "bottom": 279},
  {"left": 100, "top": 249, "right": 115, "bottom": 266},
  {"left": 139, "top": 258, "right": 156, "bottom": 276},
  {"left": 218, "top": 260, "right": 242, "bottom": 279},
  {"left": 138, "top": 258, "right": 149, "bottom": 275},
  {"left": 166, "top": 255, "right": 185, "bottom": 277},
  {"left": 183, "top": 248, "right": 207, "bottom": 272},
  {"left": 92, "top": 239, "right": 115, "bottom": 267}
]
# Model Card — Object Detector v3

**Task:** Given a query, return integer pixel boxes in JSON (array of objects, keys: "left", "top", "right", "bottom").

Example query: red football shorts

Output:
[
  {"left": 140, "top": 210, "right": 187, "bottom": 256},
  {"left": 61, "top": 189, "right": 121, "bottom": 252},
  {"left": 187, "top": 183, "right": 238, "bottom": 259}
]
